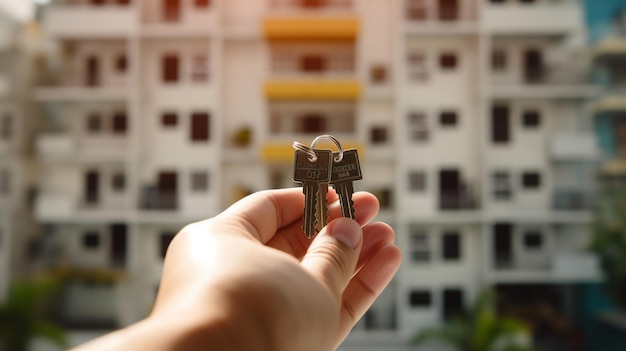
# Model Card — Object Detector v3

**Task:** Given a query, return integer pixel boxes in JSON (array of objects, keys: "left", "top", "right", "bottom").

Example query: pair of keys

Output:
[{"left": 293, "top": 135, "right": 362, "bottom": 239}]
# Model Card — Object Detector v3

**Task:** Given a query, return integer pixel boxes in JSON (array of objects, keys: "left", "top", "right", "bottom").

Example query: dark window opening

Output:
[
  {"left": 300, "top": 55, "right": 327, "bottom": 73},
  {"left": 438, "top": 0, "right": 459, "bottom": 21},
  {"left": 409, "top": 290, "right": 432, "bottom": 307},
  {"left": 370, "top": 65, "right": 388, "bottom": 84},
  {"left": 1, "top": 114, "right": 12, "bottom": 139},
  {"left": 163, "top": 0, "right": 181, "bottom": 22},
  {"left": 110, "top": 224, "right": 127, "bottom": 267},
  {"left": 370, "top": 126, "right": 388, "bottom": 144},
  {"left": 494, "top": 223, "right": 513, "bottom": 268},
  {"left": 440, "top": 53, "right": 458, "bottom": 70},
  {"left": 191, "top": 112, "right": 210, "bottom": 141},
  {"left": 162, "top": 54, "right": 180, "bottom": 83},
  {"left": 440, "top": 111, "right": 458, "bottom": 127},
  {"left": 195, "top": 0, "right": 210, "bottom": 8},
  {"left": 492, "top": 49, "right": 507, "bottom": 71},
  {"left": 162, "top": 112, "right": 178, "bottom": 127},
  {"left": 300, "top": 0, "right": 326, "bottom": 9},
  {"left": 160, "top": 233, "right": 176, "bottom": 258},
  {"left": 112, "top": 173, "right": 125, "bottom": 192},
  {"left": 87, "top": 113, "right": 102, "bottom": 133},
  {"left": 86, "top": 56, "right": 100, "bottom": 87},
  {"left": 301, "top": 114, "right": 326, "bottom": 134},
  {"left": 84, "top": 170, "right": 100, "bottom": 204},
  {"left": 112, "top": 112, "right": 128, "bottom": 134},
  {"left": 524, "top": 231, "right": 543, "bottom": 249},
  {"left": 442, "top": 288, "right": 464, "bottom": 321},
  {"left": 115, "top": 54, "right": 127, "bottom": 73},
  {"left": 442, "top": 231, "right": 461, "bottom": 260},
  {"left": 439, "top": 169, "right": 461, "bottom": 210},
  {"left": 522, "top": 172, "right": 541, "bottom": 189},
  {"left": 373, "top": 188, "right": 393, "bottom": 210},
  {"left": 491, "top": 105, "right": 511, "bottom": 143},
  {"left": 409, "top": 171, "right": 426, "bottom": 192},
  {"left": 83, "top": 232, "right": 100, "bottom": 249},
  {"left": 406, "top": 0, "right": 427, "bottom": 20},
  {"left": 522, "top": 110, "right": 541, "bottom": 128},
  {"left": 524, "top": 49, "right": 544, "bottom": 84},
  {"left": 191, "top": 171, "right": 209, "bottom": 192}
]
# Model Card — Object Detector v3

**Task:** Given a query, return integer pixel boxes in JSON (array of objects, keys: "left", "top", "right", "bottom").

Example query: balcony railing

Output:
[
  {"left": 140, "top": 186, "right": 178, "bottom": 211},
  {"left": 553, "top": 190, "right": 593, "bottom": 211},
  {"left": 439, "top": 186, "right": 480, "bottom": 211}
]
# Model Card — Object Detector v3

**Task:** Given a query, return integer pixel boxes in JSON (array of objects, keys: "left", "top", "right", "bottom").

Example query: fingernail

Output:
[{"left": 328, "top": 218, "right": 361, "bottom": 249}]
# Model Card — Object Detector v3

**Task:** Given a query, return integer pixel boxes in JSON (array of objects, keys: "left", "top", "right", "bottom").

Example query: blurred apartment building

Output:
[{"left": 15, "top": 0, "right": 605, "bottom": 349}]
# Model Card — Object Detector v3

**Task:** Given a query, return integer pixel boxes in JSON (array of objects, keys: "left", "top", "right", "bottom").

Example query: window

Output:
[
  {"left": 300, "top": 55, "right": 326, "bottom": 73},
  {"left": 493, "top": 223, "right": 513, "bottom": 268},
  {"left": 438, "top": 0, "right": 459, "bottom": 21},
  {"left": 0, "top": 169, "right": 9, "bottom": 196},
  {"left": 442, "top": 231, "right": 461, "bottom": 260},
  {"left": 409, "top": 171, "right": 426, "bottom": 192},
  {"left": 160, "top": 233, "right": 176, "bottom": 258},
  {"left": 91, "top": 0, "right": 105, "bottom": 6},
  {"left": 370, "top": 65, "right": 388, "bottom": 84},
  {"left": 0, "top": 114, "right": 12, "bottom": 140},
  {"left": 522, "top": 110, "right": 541, "bottom": 128},
  {"left": 491, "top": 105, "right": 511, "bottom": 144},
  {"left": 440, "top": 53, "right": 458, "bottom": 70},
  {"left": 112, "top": 112, "right": 127, "bottom": 134},
  {"left": 370, "top": 126, "right": 388, "bottom": 144},
  {"left": 408, "top": 112, "right": 428, "bottom": 141},
  {"left": 372, "top": 188, "right": 393, "bottom": 210},
  {"left": 300, "top": 0, "right": 325, "bottom": 9},
  {"left": 300, "top": 114, "right": 326, "bottom": 133},
  {"left": 82, "top": 232, "right": 100, "bottom": 249},
  {"left": 442, "top": 288, "right": 464, "bottom": 321},
  {"left": 192, "top": 54, "right": 209, "bottom": 82},
  {"left": 440, "top": 110, "right": 458, "bottom": 127},
  {"left": 406, "top": 0, "right": 427, "bottom": 20},
  {"left": 87, "top": 113, "right": 102, "bottom": 133},
  {"left": 163, "top": 0, "right": 181, "bottom": 22},
  {"left": 190, "top": 112, "right": 210, "bottom": 141},
  {"left": 407, "top": 51, "right": 428, "bottom": 82},
  {"left": 194, "top": 0, "right": 210, "bottom": 8},
  {"left": 409, "top": 290, "right": 432, "bottom": 308},
  {"left": 115, "top": 54, "right": 127, "bottom": 73},
  {"left": 190, "top": 171, "right": 209, "bottom": 192},
  {"left": 162, "top": 54, "right": 180, "bottom": 83},
  {"left": 162, "top": 112, "right": 178, "bottom": 127},
  {"left": 409, "top": 227, "right": 430, "bottom": 262},
  {"left": 112, "top": 172, "right": 125, "bottom": 192},
  {"left": 492, "top": 49, "right": 507, "bottom": 71},
  {"left": 493, "top": 171, "right": 512, "bottom": 200},
  {"left": 524, "top": 231, "right": 543, "bottom": 249},
  {"left": 521, "top": 172, "right": 541, "bottom": 189},
  {"left": 117, "top": 0, "right": 131, "bottom": 5}
]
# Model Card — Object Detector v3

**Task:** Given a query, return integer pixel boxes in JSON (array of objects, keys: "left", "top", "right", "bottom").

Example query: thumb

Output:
[{"left": 300, "top": 218, "right": 362, "bottom": 297}]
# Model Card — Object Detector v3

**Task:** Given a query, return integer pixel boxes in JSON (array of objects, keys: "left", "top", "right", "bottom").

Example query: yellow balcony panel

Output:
[
  {"left": 594, "top": 37, "right": 626, "bottom": 59},
  {"left": 263, "top": 17, "right": 358, "bottom": 41},
  {"left": 265, "top": 80, "right": 361, "bottom": 101},
  {"left": 262, "top": 142, "right": 364, "bottom": 162},
  {"left": 602, "top": 160, "right": 626, "bottom": 176},
  {"left": 594, "top": 96, "right": 626, "bottom": 115}
]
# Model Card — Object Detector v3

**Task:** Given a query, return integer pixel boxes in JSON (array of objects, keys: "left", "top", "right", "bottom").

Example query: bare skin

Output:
[{"left": 72, "top": 188, "right": 402, "bottom": 351}]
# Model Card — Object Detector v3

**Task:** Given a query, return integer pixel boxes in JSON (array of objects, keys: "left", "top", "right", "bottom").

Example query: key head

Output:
[
  {"left": 331, "top": 149, "right": 362, "bottom": 182},
  {"left": 293, "top": 149, "right": 332, "bottom": 184}
]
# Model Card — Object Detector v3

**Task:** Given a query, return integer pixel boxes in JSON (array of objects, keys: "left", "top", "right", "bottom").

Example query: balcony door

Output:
[
  {"left": 84, "top": 170, "right": 100, "bottom": 205},
  {"left": 439, "top": 169, "right": 461, "bottom": 210},
  {"left": 523, "top": 49, "right": 543, "bottom": 84},
  {"left": 158, "top": 171, "right": 178, "bottom": 209},
  {"left": 163, "top": 0, "right": 181, "bottom": 22},
  {"left": 110, "top": 224, "right": 127, "bottom": 267},
  {"left": 86, "top": 56, "right": 100, "bottom": 87},
  {"left": 439, "top": 0, "right": 459, "bottom": 21}
]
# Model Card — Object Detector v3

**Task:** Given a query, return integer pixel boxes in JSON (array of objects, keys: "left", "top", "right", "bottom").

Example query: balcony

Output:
[
  {"left": 550, "top": 133, "right": 600, "bottom": 161},
  {"left": 263, "top": 17, "right": 358, "bottom": 41},
  {"left": 594, "top": 37, "right": 626, "bottom": 60},
  {"left": 265, "top": 80, "right": 361, "bottom": 101},
  {"left": 262, "top": 140, "right": 363, "bottom": 162},
  {"left": 553, "top": 190, "right": 593, "bottom": 211},
  {"left": 35, "top": 194, "right": 74, "bottom": 220},
  {"left": 44, "top": 6, "right": 136, "bottom": 38},
  {"left": 140, "top": 186, "right": 178, "bottom": 211},
  {"left": 439, "top": 188, "right": 480, "bottom": 211},
  {"left": 36, "top": 133, "right": 128, "bottom": 162},
  {"left": 483, "top": 1, "right": 583, "bottom": 35},
  {"left": 491, "top": 65, "right": 596, "bottom": 99}
]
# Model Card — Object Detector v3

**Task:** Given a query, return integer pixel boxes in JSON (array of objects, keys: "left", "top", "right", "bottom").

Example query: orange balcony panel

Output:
[
  {"left": 265, "top": 81, "right": 361, "bottom": 101},
  {"left": 262, "top": 142, "right": 364, "bottom": 162},
  {"left": 263, "top": 17, "right": 358, "bottom": 41}
]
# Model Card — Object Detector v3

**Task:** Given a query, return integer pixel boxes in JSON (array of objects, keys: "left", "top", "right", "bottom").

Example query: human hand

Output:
[{"left": 73, "top": 188, "right": 401, "bottom": 351}]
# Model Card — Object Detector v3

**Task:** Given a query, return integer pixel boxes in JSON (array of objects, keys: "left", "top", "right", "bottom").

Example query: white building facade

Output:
[{"left": 26, "top": 0, "right": 602, "bottom": 349}]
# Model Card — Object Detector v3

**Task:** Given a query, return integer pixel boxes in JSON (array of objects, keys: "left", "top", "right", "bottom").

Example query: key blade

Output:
[
  {"left": 316, "top": 184, "right": 329, "bottom": 233},
  {"left": 336, "top": 182, "right": 356, "bottom": 220},
  {"left": 302, "top": 183, "right": 317, "bottom": 239}
]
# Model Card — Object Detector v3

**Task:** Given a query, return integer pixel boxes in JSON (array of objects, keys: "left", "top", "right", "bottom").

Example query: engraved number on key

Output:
[
  {"left": 293, "top": 149, "right": 332, "bottom": 239},
  {"left": 330, "top": 149, "right": 362, "bottom": 220}
]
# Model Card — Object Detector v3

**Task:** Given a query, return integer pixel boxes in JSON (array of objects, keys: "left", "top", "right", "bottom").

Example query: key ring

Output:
[
  {"left": 292, "top": 141, "right": 318, "bottom": 162},
  {"left": 311, "top": 135, "right": 344, "bottom": 163}
]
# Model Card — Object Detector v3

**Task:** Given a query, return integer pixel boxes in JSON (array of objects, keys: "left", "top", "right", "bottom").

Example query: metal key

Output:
[
  {"left": 293, "top": 148, "right": 332, "bottom": 238},
  {"left": 330, "top": 149, "right": 362, "bottom": 220}
]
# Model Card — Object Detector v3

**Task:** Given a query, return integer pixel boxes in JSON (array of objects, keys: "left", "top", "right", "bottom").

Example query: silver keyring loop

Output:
[
  {"left": 310, "top": 134, "right": 344, "bottom": 162},
  {"left": 292, "top": 141, "right": 318, "bottom": 162}
]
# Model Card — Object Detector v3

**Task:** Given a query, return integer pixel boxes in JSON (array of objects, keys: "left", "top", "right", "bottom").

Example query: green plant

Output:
[
  {"left": 590, "top": 177, "right": 626, "bottom": 311},
  {"left": 0, "top": 277, "right": 67, "bottom": 351},
  {"left": 411, "top": 290, "right": 536, "bottom": 351}
]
